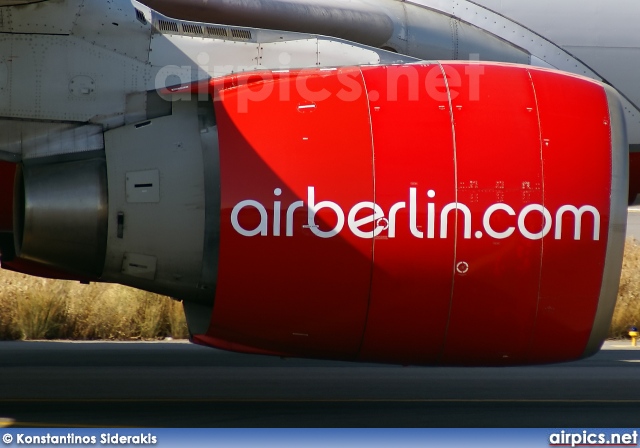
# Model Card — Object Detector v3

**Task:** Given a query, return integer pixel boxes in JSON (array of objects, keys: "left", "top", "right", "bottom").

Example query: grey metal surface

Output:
[
  {"left": 183, "top": 301, "right": 214, "bottom": 336},
  {"left": 471, "top": 0, "right": 640, "bottom": 104},
  {"left": 412, "top": 0, "right": 640, "bottom": 146},
  {"left": 0, "top": 121, "right": 104, "bottom": 161},
  {"left": 0, "top": 0, "right": 413, "bottom": 162},
  {"left": 145, "top": 0, "right": 409, "bottom": 74},
  {"left": 1, "top": 0, "right": 638, "bottom": 154},
  {"left": 15, "top": 157, "right": 108, "bottom": 276},
  {"left": 466, "top": 0, "right": 640, "bottom": 145},
  {"left": 400, "top": 3, "right": 530, "bottom": 64},
  {"left": 198, "top": 101, "right": 220, "bottom": 297},
  {"left": 627, "top": 208, "right": 640, "bottom": 241},
  {"left": 0, "top": 0, "right": 49, "bottom": 5},
  {"left": 0, "top": 32, "right": 150, "bottom": 129},
  {"left": 0, "top": 0, "right": 411, "bottom": 302},
  {"left": 2, "top": 341, "right": 640, "bottom": 427},
  {"left": 0, "top": 0, "right": 81, "bottom": 34},
  {"left": 103, "top": 97, "right": 209, "bottom": 303},
  {"left": 377, "top": 0, "right": 640, "bottom": 146},
  {"left": 71, "top": 0, "right": 151, "bottom": 63},
  {"left": 141, "top": 0, "right": 640, "bottom": 146},
  {"left": 583, "top": 86, "right": 628, "bottom": 358},
  {"left": 147, "top": 23, "right": 388, "bottom": 83},
  {"left": 142, "top": 0, "right": 395, "bottom": 47}
]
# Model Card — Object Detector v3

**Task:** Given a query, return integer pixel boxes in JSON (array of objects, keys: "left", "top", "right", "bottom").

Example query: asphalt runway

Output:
[
  {"left": 1, "top": 340, "right": 640, "bottom": 428},
  {"left": 2, "top": 210, "right": 640, "bottom": 428}
]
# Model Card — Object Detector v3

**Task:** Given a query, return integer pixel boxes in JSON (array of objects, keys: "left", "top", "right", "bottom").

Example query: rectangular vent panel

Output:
[
  {"left": 135, "top": 8, "right": 147, "bottom": 25},
  {"left": 207, "top": 26, "right": 228, "bottom": 38},
  {"left": 182, "top": 23, "right": 204, "bottom": 35},
  {"left": 158, "top": 20, "right": 179, "bottom": 33},
  {"left": 230, "top": 28, "right": 252, "bottom": 40}
]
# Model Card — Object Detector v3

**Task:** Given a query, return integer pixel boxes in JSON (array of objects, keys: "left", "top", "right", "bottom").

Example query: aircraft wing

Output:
[
  {"left": 0, "top": 0, "right": 45, "bottom": 5},
  {"left": 142, "top": 0, "right": 640, "bottom": 203},
  {"left": 143, "top": 0, "right": 640, "bottom": 145}
]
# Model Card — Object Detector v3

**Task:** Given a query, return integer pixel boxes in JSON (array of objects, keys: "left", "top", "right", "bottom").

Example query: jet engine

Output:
[
  {"left": 5, "top": 62, "right": 628, "bottom": 366},
  {"left": 193, "top": 63, "right": 627, "bottom": 366},
  {"left": 0, "top": 0, "right": 628, "bottom": 368}
]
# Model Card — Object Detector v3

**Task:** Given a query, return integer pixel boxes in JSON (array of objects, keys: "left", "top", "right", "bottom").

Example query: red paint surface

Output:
[
  {"left": 629, "top": 152, "right": 640, "bottom": 204},
  {"left": 210, "top": 68, "right": 373, "bottom": 359},
  {"left": 2, "top": 258, "right": 93, "bottom": 282},
  {"left": 0, "top": 161, "right": 16, "bottom": 262},
  {"left": 528, "top": 69, "right": 611, "bottom": 364},
  {"left": 0, "top": 161, "right": 92, "bottom": 281},
  {"left": 202, "top": 63, "right": 615, "bottom": 365},
  {"left": 439, "top": 64, "right": 544, "bottom": 365},
  {"left": 357, "top": 65, "right": 455, "bottom": 365},
  {"left": 0, "top": 161, "right": 15, "bottom": 233}
]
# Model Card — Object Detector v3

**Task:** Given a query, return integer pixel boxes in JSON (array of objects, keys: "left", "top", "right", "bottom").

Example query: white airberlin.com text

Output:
[{"left": 231, "top": 187, "right": 602, "bottom": 241}]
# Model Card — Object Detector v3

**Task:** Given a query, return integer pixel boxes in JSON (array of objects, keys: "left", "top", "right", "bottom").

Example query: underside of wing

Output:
[{"left": 0, "top": 0, "right": 46, "bottom": 5}]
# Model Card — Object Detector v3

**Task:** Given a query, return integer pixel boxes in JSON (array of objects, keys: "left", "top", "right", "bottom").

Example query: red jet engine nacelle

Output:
[
  {"left": 2, "top": 62, "right": 627, "bottom": 366},
  {"left": 191, "top": 62, "right": 626, "bottom": 366}
]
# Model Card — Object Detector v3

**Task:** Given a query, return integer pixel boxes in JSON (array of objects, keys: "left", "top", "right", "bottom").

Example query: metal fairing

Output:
[
  {"left": 411, "top": 0, "right": 639, "bottom": 147},
  {"left": 194, "top": 63, "right": 623, "bottom": 366},
  {"left": 142, "top": 0, "right": 640, "bottom": 147},
  {"left": 0, "top": 0, "right": 411, "bottom": 161},
  {"left": 0, "top": 0, "right": 413, "bottom": 286},
  {"left": 14, "top": 158, "right": 108, "bottom": 277},
  {"left": 101, "top": 98, "right": 216, "bottom": 305},
  {"left": 141, "top": 0, "right": 397, "bottom": 47},
  {"left": 583, "top": 84, "right": 628, "bottom": 358}
]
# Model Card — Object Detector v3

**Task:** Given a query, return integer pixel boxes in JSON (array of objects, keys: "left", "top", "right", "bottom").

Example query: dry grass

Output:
[
  {"left": 0, "top": 269, "right": 188, "bottom": 341},
  {"left": 1, "top": 240, "right": 640, "bottom": 341},
  {"left": 610, "top": 238, "right": 640, "bottom": 338}
]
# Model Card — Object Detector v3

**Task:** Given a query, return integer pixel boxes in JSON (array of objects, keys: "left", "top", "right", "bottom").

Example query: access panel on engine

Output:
[
  {"left": 441, "top": 64, "right": 544, "bottom": 365},
  {"left": 211, "top": 68, "right": 374, "bottom": 358},
  {"left": 358, "top": 64, "right": 456, "bottom": 365}
]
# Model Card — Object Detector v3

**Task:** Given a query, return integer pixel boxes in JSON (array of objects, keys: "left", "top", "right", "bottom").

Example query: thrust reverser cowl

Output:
[{"left": 191, "top": 62, "right": 627, "bottom": 366}]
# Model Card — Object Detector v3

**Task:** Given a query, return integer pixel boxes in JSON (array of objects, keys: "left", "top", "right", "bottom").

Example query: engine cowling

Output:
[
  {"left": 5, "top": 62, "right": 627, "bottom": 366},
  {"left": 193, "top": 63, "right": 627, "bottom": 366}
]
